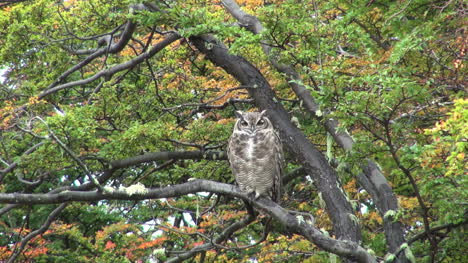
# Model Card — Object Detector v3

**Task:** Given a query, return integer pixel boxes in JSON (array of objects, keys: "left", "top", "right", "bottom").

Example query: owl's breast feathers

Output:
[{"left": 228, "top": 130, "right": 276, "bottom": 162}]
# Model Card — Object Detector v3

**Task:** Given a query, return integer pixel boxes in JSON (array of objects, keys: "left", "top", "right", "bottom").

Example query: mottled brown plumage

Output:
[{"left": 227, "top": 110, "right": 283, "bottom": 202}]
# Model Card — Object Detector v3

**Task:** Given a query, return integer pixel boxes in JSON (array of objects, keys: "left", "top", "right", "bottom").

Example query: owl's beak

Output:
[{"left": 248, "top": 127, "right": 256, "bottom": 134}]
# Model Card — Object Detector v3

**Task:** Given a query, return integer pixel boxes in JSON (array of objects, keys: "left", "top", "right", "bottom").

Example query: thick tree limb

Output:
[
  {"left": 0, "top": 180, "right": 236, "bottom": 204},
  {"left": 189, "top": 34, "right": 361, "bottom": 244},
  {"left": 0, "top": 179, "right": 375, "bottom": 263},
  {"left": 220, "top": 1, "right": 407, "bottom": 259}
]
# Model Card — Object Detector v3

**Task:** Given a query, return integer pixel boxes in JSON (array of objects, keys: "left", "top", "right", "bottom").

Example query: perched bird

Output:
[{"left": 227, "top": 110, "right": 283, "bottom": 202}]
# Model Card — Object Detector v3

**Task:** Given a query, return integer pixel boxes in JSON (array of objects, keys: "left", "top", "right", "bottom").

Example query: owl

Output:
[{"left": 227, "top": 110, "right": 284, "bottom": 202}]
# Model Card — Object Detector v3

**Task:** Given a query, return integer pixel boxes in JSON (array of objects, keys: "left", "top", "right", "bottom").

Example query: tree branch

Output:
[
  {"left": 0, "top": 179, "right": 375, "bottom": 263},
  {"left": 407, "top": 219, "right": 468, "bottom": 245},
  {"left": 0, "top": 150, "right": 226, "bottom": 217}
]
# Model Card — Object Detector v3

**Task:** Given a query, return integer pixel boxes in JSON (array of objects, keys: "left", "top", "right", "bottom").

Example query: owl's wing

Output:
[
  {"left": 272, "top": 130, "right": 284, "bottom": 202},
  {"left": 227, "top": 132, "right": 247, "bottom": 190},
  {"left": 227, "top": 133, "right": 241, "bottom": 175},
  {"left": 226, "top": 134, "right": 235, "bottom": 166}
]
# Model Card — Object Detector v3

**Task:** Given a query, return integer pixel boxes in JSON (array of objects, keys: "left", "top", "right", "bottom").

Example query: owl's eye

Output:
[
  {"left": 241, "top": 120, "right": 248, "bottom": 126},
  {"left": 257, "top": 119, "right": 265, "bottom": 125}
]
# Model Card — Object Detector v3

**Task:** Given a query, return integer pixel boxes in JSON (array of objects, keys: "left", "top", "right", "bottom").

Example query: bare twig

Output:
[
  {"left": 162, "top": 86, "right": 253, "bottom": 111},
  {"left": 33, "top": 117, "right": 103, "bottom": 191}
]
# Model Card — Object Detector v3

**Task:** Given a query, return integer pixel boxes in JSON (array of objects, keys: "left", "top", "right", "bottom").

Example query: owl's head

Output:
[{"left": 234, "top": 110, "right": 272, "bottom": 134}]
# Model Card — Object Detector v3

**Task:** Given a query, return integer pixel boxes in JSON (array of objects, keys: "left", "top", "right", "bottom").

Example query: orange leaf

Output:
[{"left": 105, "top": 241, "right": 116, "bottom": 250}]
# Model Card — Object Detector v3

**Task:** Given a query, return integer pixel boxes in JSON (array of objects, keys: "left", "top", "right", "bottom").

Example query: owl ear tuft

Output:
[
  {"left": 235, "top": 111, "right": 244, "bottom": 119},
  {"left": 259, "top": 110, "right": 267, "bottom": 117}
]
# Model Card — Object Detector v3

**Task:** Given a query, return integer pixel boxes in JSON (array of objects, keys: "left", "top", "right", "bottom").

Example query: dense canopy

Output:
[{"left": 0, "top": 0, "right": 466, "bottom": 262}]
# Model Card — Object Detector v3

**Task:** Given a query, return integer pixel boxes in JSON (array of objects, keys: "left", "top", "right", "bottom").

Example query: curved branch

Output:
[
  {"left": 0, "top": 204, "right": 20, "bottom": 217},
  {"left": 0, "top": 141, "right": 45, "bottom": 182},
  {"left": 388, "top": 219, "right": 468, "bottom": 263},
  {"left": 1, "top": 149, "right": 226, "bottom": 208},
  {"left": 71, "top": 21, "right": 136, "bottom": 55},
  {"left": 407, "top": 219, "right": 468, "bottom": 245},
  {"left": 2, "top": 33, "right": 182, "bottom": 122},
  {"left": 0, "top": 179, "right": 237, "bottom": 204},
  {"left": 0, "top": 179, "right": 375, "bottom": 263},
  {"left": 1, "top": 150, "right": 226, "bottom": 214},
  {"left": 7, "top": 203, "right": 67, "bottom": 263}
]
